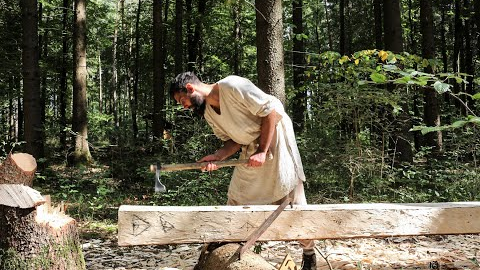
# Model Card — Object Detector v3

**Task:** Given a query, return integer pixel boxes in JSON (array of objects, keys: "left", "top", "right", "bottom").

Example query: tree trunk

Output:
[
  {"left": 339, "top": 0, "right": 346, "bottom": 55},
  {"left": 463, "top": 0, "right": 474, "bottom": 100},
  {"left": 194, "top": 0, "right": 206, "bottom": 73},
  {"left": 255, "top": 0, "right": 285, "bottom": 103},
  {"left": 407, "top": 0, "right": 416, "bottom": 53},
  {"left": 186, "top": 0, "right": 194, "bottom": 71},
  {"left": 453, "top": 0, "right": 464, "bottom": 112},
  {"left": 292, "top": 0, "right": 306, "bottom": 132},
  {"left": 383, "top": 0, "right": 403, "bottom": 53},
  {"left": 72, "top": 0, "right": 92, "bottom": 165},
  {"left": 131, "top": 0, "right": 141, "bottom": 140},
  {"left": 194, "top": 243, "right": 275, "bottom": 270},
  {"left": 153, "top": 0, "right": 166, "bottom": 140},
  {"left": 373, "top": 0, "right": 382, "bottom": 49},
  {"left": 21, "top": 0, "right": 44, "bottom": 159},
  {"left": 324, "top": 0, "right": 333, "bottom": 51},
  {"left": 420, "top": 0, "right": 443, "bottom": 156},
  {"left": 383, "top": 0, "right": 413, "bottom": 163},
  {"left": 59, "top": 0, "right": 69, "bottom": 150},
  {"left": 0, "top": 154, "right": 85, "bottom": 270},
  {"left": 174, "top": 0, "right": 183, "bottom": 74},
  {"left": 232, "top": 0, "right": 242, "bottom": 75}
]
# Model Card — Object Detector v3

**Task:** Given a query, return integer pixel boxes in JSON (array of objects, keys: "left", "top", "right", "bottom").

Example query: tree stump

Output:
[
  {"left": 194, "top": 243, "right": 276, "bottom": 270},
  {"left": 0, "top": 153, "right": 85, "bottom": 270}
]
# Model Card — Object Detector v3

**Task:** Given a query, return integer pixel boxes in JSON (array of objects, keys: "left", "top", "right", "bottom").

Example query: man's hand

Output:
[
  {"left": 198, "top": 154, "right": 220, "bottom": 172},
  {"left": 248, "top": 151, "right": 267, "bottom": 167}
]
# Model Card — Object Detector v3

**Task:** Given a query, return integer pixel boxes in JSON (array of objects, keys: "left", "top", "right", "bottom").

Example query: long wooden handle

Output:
[
  {"left": 238, "top": 196, "right": 292, "bottom": 259},
  {"left": 150, "top": 159, "right": 248, "bottom": 172}
]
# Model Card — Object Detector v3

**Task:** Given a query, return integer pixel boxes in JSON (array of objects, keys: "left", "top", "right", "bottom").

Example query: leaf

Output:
[
  {"left": 355, "top": 59, "right": 359, "bottom": 65},
  {"left": 370, "top": 72, "right": 387, "bottom": 83},
  {"left": 433, "top": 81, "right": 451, "bottom": 94},
  {"left": 451, "top": 120, "right": 467, "bottom": 128},
  {"left": 378, "top": 50, "right": 388, "bottom": 61},
  {"left": 472, "top": 93, "right": 480, "bottom": 100}
]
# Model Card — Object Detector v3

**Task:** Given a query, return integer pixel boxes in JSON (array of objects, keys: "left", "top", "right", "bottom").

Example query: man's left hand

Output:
[{"left": 248, "top": 151, "right": 267, "bottom": 167}]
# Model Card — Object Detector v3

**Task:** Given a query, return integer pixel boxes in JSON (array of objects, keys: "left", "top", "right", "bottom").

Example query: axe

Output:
[{"left": 149, "top": 159, "right": 248, "bottom": 192}]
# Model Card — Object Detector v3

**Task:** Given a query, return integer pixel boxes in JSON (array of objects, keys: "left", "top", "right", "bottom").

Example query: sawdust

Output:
[{"left": 82, "top": 234, "right": 480, "bottom": 270}]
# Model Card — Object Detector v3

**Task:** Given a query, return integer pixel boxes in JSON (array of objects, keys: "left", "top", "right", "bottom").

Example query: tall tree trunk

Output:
[
  {"left": 339, "top": 0, "right": 345, "bottom": 55},
  {"left": 153, "top": 0, "right": 166, "bottom": 140},
  {"left": 38, "top": 3, "right": 48, "bottom": 130},
  {"left": 407, "top": 0, "right": 416, "bottom": 53},
  {"left": 232, "top": 0, "right": 242, "bottom": 75},
  {"left": 98, "top": 54, "right": 103, "bottom": 114},
  {"left": 292, "top": 0, "right": 306, "bottom": 132},
  {"left": 383, "top": 0, "right": 413, "bottom": 163},
  {"left": 174, "top": 0, "right": 183, "bottom": 74},
  {"left": 374, "top": 0, "right": 382, "bottom": 49},
  {"left": 255, "top": 0, "right": 285, "bottom": 103},
  {"left": 440, "top": 0, "right": 448, "bottom": 74},
  {"left": 463, "top": 0, "right": 474, "bottom": 100},
  {"left": 59, "top": 0, "right": 69, "bottom": 149},
  {"left": 195, "top": 0, "right": 206, "bottom": 73},
  {"left": 72, "top": 0, "right": 92, "bottom": 165},
  {"left": 453, "top": 0, "right": 464, "bottom": 113},
  {"left": 383, "top": 0, "right": 403, "bottom": 53},
  {"left": 21, "top": 0, "right": 44, "bottom": 159},
  {"left": 131, "top": 0, "right": 141, "bottom": 140},
  {"left": 324, "top": 0, "right": 333, "bottom": 51},
  {"left": 420, "top": 0, "right": 443, "bottom": 156},
  {"left": 111, "top": 0, "right": 121, "bottom": 134},
  {"left": 186, "top": 0, "right": 194, "bottom": 71}
]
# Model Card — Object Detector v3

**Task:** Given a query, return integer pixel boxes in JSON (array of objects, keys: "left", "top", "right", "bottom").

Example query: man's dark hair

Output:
[
  {"left": 169, "top": 71, "right": 206, "bottom": 116},
  {"left": 169, "top": 71, "right": 201, "bottom": 99}
]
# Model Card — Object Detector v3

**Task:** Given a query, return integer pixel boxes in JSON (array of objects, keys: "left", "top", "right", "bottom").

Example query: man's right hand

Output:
[{"left": 197, "top": 154, "right": 220, "bottom": 172}]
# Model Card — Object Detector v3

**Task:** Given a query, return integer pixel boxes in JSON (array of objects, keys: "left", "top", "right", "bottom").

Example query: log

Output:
[
  {"left": 194, "top": 243, "right": 276, "bottom": 270},
  {"left": 0, "top": 153, "right": 37, "bottom": 186},
  {"left": 118, "top": 202, "right": 480, "bottom": 246}
]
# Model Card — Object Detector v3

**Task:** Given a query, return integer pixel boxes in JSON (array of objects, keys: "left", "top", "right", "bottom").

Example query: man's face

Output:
[{"left": 174, "top": 91, "right": 205, "bottom": 115}]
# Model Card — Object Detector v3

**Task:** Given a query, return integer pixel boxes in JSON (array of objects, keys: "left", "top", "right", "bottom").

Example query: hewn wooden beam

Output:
[{"left": 118, "top": 202, "right": 480, "bottom": 246}]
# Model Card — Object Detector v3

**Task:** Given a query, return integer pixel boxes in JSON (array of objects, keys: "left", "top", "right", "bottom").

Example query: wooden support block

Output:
[{"left": 118, "top": 202, "right": 480, "bottom": 246}]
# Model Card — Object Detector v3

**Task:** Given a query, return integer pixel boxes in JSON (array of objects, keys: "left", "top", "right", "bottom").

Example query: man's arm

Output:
[
  {"left": 249, "top": 109, "right": 277, "bottom": 167},
  {"left": 198, "top": 139, "right": 241, "bottom": 171}
]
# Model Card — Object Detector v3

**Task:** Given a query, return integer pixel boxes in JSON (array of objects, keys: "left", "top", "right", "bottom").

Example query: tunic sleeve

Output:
[{"left": 225, "top": 77, "right": 276, "bottom": 117}]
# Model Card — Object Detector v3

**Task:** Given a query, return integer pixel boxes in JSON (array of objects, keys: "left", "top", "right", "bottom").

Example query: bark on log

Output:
[
  {"left": 0, "top": 153, "right": 85, "bottom": 270},
  {"left": 194, "top": 243, "right": 276, "bottom": 270},
  {"left": 0, "top": 153, "right": 37, "bottom": 186},
  {"left": 0, "top": 198, "right": 85, "bottom": 270}
]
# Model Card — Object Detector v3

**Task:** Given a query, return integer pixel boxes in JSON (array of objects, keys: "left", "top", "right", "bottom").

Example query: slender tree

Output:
[
  {"left": 20, "top": 0, "right": 44, "bottom": 159},
  {"left": 373, "top": 0, "right": 382, "bottom": 49},
  {"left": 255, "top": 0, "right": 285, "bottom": 103},
  {"left": 383, "top": 0, "right": 413, "bottom": 163},
  {"left": 463, "top": 0, "right": 474, "bottom": 99},
  {"left": 72, "top": 0, "right": 92, "bottom": 165},
  {"left": 291, "top": 0, "right": 306, "bottom": 132},
  {"left": 131, "top": 0, "right": 142, "bottom": 140},
  {"left": 153, "top": 0, "right": 166, "bottom": 140},
  {"left": 232, "top": 0, "right": 242, "bottom": 74},
  {"left": 174, "top": 0, "right": 183, "bottom": 74},
  {"left": 420, "top": 0, "right": 443, "bottom": 155},
  {"left": 339, "top": 0, "right": 346, "bottom": 55},
  {"left": 59, "top": 0, "right": 69, "bottom": 149}
]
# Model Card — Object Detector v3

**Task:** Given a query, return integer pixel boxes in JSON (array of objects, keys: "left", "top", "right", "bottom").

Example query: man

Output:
[{"left": 170, "top": 72, "right": 316, "bottom": 269}]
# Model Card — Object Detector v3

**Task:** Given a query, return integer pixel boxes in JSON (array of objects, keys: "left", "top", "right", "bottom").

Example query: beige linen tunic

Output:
[{"left": 204, "top": 76, "right": 305, "bottom": 205}]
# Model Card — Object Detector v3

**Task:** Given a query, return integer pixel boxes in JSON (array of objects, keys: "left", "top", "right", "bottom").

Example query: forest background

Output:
[{"left": 0, "top": 0, "right": 479, "bottom": 230}]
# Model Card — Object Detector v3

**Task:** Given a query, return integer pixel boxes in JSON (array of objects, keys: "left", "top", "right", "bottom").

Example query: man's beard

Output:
[{"left": 190, "top": 94, "right": 206, "bottom": 116}]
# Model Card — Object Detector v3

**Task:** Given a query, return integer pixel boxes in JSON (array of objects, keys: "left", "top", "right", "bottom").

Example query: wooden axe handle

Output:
[{"left": 150, "top": 159, "right": 248, "bottom": 172}]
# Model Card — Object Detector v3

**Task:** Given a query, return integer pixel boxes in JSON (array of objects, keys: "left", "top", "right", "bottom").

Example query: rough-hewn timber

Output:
[{"left": 118, "top": 202, "right": 480, "bottom": 246}]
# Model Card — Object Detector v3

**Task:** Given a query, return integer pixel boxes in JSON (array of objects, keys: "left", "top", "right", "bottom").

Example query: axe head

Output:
[{"left": 152, "top": 164, "right": 166, "bottom": 193}]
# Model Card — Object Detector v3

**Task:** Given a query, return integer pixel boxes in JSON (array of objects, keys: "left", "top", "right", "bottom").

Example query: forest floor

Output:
[{"left": 81, "top": 226, "right": 480, "bottom": 270}]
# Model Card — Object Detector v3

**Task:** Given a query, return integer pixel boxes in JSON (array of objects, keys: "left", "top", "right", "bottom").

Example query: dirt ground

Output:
[{"left": 82, "top": 234, "right": 480, "bottom": 270}]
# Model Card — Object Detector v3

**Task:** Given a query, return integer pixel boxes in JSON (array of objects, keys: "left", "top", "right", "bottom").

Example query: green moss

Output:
[{"left": 0, "top": 238, "right": 85, "bottom": 270}]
